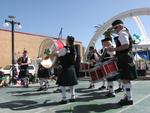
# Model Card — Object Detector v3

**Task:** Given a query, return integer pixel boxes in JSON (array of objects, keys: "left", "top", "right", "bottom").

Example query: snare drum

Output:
[
  {"left": 80, "top": 62, "right": 90, "bottom": 72},
  {"left": 89, "top": 64, "right": 105, "bottom": 83},
  {"left": 101, "top": 59, "right": 118, "bottom": 78}
]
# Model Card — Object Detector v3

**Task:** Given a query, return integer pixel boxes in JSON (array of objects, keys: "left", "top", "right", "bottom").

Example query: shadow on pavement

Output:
[
  {"left": 7, "top": 90, "right": 37, "bottom": 94},
  {"left": 12, "top": 91, "right": 52, "bottom": 96},
  {"left": 56, "top": 103, "right": 122, "bottom": 113},
  {"left": 0, "top": 100, "right": 60, "bottom": 111},
  {"left": 76, "top": 90, "right": 109, "bottom": 102}
]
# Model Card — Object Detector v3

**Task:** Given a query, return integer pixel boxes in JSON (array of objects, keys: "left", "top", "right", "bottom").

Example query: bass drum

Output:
[
  {"left": 38, "top": 39, "right": 64, "bottom": 59},
  {"left": 38, "top": 39, "right": 64, "bottom": 78},
  {"left": 38, "top": 39, "right": 64, "bottom": 69}
]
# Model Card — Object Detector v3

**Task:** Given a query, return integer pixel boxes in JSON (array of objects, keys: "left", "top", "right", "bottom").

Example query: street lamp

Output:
[{"left": 4, "top": 16, "right": 22, "bottom": 79}]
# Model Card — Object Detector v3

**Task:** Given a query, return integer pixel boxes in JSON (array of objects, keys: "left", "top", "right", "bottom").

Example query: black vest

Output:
[
  {"left": 20, "top": 57, "right": 28, "bottom": 69},
  {"left": 59, "top": 45, "right": 76, "bottom": 68},
  {"left": 100, "top": 49, "right": 111, "bottom": 62},
  {"left": 87, "top": 52, "right": 95, "bottom": 61},
  {"left": 114, "top": 29, "right": 133, "bottom": 56}
]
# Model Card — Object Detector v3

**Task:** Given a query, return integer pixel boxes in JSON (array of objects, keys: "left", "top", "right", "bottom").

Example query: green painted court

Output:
[{"left": 0, "top": 78, "right": 150, "bottom": 113}]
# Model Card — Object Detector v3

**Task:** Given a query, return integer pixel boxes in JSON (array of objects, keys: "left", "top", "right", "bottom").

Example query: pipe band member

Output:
[
  {"left": 87, "top": 46, "right": 100, "bottom": 89},
  {"left": 55, "top": 36, "right": 78, "bottom": 104},
  {"left": 18, "top": 50, "right": 31, "bottom": 88},
  {"left": 107, "top": 19, "right": 137, "bottom": 106},
  {"left": 37, "top": 57, "right": 50, "bottom": 91}
]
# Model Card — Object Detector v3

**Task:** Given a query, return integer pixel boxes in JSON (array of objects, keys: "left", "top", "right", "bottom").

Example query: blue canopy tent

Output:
[{"left": 137, "top": 50, "right": 150, "bottom": 61}]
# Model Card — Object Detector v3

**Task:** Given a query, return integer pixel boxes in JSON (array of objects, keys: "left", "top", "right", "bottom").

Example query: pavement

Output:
[{"left": 0, "top": 77, "right": 150, "bottom": 113}]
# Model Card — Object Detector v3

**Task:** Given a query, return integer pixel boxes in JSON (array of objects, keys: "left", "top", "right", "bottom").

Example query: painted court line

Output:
[{"left": 117, "top": 93, "right": 150, "bottom": 113}]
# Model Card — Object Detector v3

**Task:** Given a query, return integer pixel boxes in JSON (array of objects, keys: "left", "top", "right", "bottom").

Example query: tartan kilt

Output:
[
  {"left": 56, "top": 65, "right": 78, "bottom": 86},
  {"left": 37, "top": 65, "right": 50, "bottom": 78},
  {"left": 117, "top": 53, "right": 137, "bottom": 80}
]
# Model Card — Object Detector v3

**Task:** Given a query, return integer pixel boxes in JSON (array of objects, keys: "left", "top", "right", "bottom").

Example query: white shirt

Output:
[{"left": 118, "top": 28, "right": 129, "bottom": 45}]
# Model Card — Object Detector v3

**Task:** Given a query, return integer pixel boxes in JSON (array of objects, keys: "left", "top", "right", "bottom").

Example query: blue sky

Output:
[{"left": 0, "top": 0, "right": 150, "bottom": 50}]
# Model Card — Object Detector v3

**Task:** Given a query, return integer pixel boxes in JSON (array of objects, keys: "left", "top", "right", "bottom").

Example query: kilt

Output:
[
  {"left": 56, "top": 65, "right": 78, "bottom": 86},
  {"left": 107, "top": 73, "right": 120, "bottom": 82},
  {"left": 37, "top": 65, "right": 50, "bottom": 78},
  {"left": 117, "top": 52, "right": 137, "bottom": 80}
]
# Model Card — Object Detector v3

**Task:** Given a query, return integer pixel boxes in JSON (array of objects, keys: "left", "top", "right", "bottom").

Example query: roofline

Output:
[{"left": 0, "top": 28, "right": 82, "bottom": 43}]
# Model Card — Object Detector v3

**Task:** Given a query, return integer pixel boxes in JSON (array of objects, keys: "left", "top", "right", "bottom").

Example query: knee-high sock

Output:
[
  {"left": 60, "top": 86, "right": 67, "bottom": 101},
  {"left": 70, "top": 86, "right": 75, "bottom": 99},
  {"left": 108, "top": 81, "right": 115, "bottom": 94},
  {"left": 124, "top": 82, "right": 132, "bottom": 100},
  {"left": 118, "top": 79, "right": 123, "bottom": 88},
  {"left": 43, "top": 79, "right": 49, "bottom": 88},
  {"left": 39, "top": 78, "right": 43, "bottom": 87},
  {"left": 89, "top": 80, "right": 94, "bottom": 86},
  {"left": 102, "top": 79, "right": 106, "bottom": 86},
  {"left": 39, "top": 78, "right": 45, "bottom": 88}
]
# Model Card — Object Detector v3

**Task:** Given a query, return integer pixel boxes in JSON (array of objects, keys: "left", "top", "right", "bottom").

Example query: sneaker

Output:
[
  {"left": 98, "top": 86, "right": 106, "bottom": 90},
  {"left": 53, "top": 89, "right": 62, "bottom": 93},
  {"left": 115, "top": 88, "right": 124, "bottom": 93},
  {"left": 118, "top": 98, "right": 133, "bottom": 106},
  {"left": 69, "top": 98, "right": 75, "bottom": 102},
  {"left": 37, "top": 87, "right": 44, "bottom": 91},
  {"left": 58, "top": 100, "right": 67, "bottom": 104},
  {"left": 88, "top": 85, "right": 95, "bottom": 89},
  {"left": 106, "top": 92, "right": 115, "bottom": 97}
]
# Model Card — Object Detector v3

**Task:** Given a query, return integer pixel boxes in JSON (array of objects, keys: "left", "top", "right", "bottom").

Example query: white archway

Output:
[{"left": 85, "top": 8, "right": 150, "bottom": 60}]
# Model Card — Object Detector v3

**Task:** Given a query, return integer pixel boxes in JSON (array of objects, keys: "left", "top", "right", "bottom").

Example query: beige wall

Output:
[{"left": 0, "top": 29, "right": 83, "bottom": 67}]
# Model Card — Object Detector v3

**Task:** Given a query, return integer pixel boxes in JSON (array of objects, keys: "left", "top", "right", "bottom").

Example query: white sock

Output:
[
  {"left": 118, "top": 79, "right": 122, "bottom": 88},
  {"left": 60, "top": 86, "right": 67, "bottom": 101},
  {"left": 124, "top": 82, "right": 132, "bottom": 100},
  {"left": 44, "top": 80, "right": 49, "bottom": 88},
  {"left": 108, "top": 81, "right": 115, "bottom": 94},
  {"left": 102, "top": 79, "right": 105, "bottom": 86},
  {"left": 39, "top": 78, "right": 44, "bottom": 88},
  {"left": 90, "top": 82, "right": 94, "bottom": 86},
  {"left": 70, "top": 86, "right": 75, "bottom": 99}
]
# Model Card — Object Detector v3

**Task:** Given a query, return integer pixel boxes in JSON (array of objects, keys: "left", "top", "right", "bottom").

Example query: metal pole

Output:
[{"left": 11, "top": 21, "right": 15, "bottom": 78}]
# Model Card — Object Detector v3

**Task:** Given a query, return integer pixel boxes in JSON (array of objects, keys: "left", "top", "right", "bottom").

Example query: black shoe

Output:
[
  {"left": 58, "top": 100, "right": 67, "bottom": 104},
  {"left": 98, "top": 86, "right": 106, "bottom": 90},
  {"left": 88, "top": 85, "right": 95, "bottom": 89},
  {"left": 53, "top": 89, "right": 62, "bottom": 93},
  {"left": 37, "top": 87, "right": 44, "bottom": 91},
  {"left": 115, "top": 88, "right": 124, "bottom": 93},
  {"left": 69, "top": 98, "right": 75, "bottom": 102},
  {"left": 118, "top": 98, "right": 133, "bottom": 106},
  {"left": 43, "top": 86, "right": 48, "bottom": 91},
  {"left": 106, "top": 92, "right": 115, "bottom": 97}
]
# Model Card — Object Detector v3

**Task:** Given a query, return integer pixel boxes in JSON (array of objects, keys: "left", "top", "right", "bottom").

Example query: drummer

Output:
[
  {"left": 87, "top": 46, "right": 100, "bottom": 89},
  {"left": 98, "top": 38, "right": 117, "bottom": 97},
  {"left": 37, "top": 56, "right": 50, "bottom": 91},
  {"left": 107, "top": 20, "right": 137, "bottom": 106},
  {"left": 98, "top": 38, "right": 113, "bottom": 90}
]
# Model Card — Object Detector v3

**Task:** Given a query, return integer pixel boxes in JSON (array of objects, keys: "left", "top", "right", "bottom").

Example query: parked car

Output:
[
  {"left": 0, "top": 64, "right": 36, "bottom": 77},
  {"left": 0, "top": 64, "right": 19, "bottom": 77}
]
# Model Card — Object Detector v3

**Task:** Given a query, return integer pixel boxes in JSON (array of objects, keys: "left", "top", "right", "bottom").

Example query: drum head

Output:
[{"left": 40, "top": 54, "right": 57, "bottom": 69}]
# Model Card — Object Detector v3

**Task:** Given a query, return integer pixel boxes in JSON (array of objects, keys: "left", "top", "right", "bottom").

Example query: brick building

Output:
[{"left": 0, "top": 29, "right": 84, "bottom": 67}]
